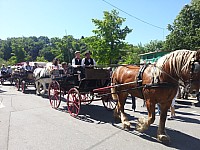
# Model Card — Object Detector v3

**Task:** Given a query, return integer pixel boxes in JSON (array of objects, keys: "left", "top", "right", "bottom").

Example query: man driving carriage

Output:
[
  {"left": 72, "top": 51, "right": 82, "bottom": 67},
  {"left": 1, "top": 64, "right": 7, "bottom": 75},
  {"left": 23, "top": 61, "right": 34, "bottom": 80},
  {"left": 68, "top": 51, "right": 82, "bottom": 78},
  {"left": 81, "top": 51, "right": 96, "bottom": 67},
  {"left": 0, "top": 64, "right": 12, "bottom": 80},
  {"left": 24, "top": 61, "right": 33, "bottom": 72}
]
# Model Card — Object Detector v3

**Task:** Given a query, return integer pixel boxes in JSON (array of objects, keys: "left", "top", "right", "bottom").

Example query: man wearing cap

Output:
[
  {"left": 81, "top": 51, "right": 96, "bottom": 67},
  {"left": 72, "top": 51, "right": 82, "bottom": 67}
]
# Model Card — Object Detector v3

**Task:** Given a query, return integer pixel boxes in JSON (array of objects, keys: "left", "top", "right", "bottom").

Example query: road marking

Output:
[
  {"left": 0, "top": 96, "right": 5, "bottom": 108},
  {"left": 0, "top": 101, "right": 5, "bottom": 108}
]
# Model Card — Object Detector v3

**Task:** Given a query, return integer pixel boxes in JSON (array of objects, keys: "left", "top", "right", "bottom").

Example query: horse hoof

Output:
[
  {"left": 136, "top": 118, "right": 148, "bottom": 132},
  {"left": 138, "top": 117, "right": 146, "bottom": 124},
  {"left": 123, "top": 123, "right": 130, "bottom": 130},
  {"left": 136, "top": 123, "right": 146, "bottom": 132},
  {"left": 157, "top": 134, "right": 170, "bottom": 144}
]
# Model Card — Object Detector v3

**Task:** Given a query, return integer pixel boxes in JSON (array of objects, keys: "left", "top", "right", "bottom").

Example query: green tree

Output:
[
  {"left": 9, "top": 38, "right": 26, "bottom": 64},
  {"left": 165, "top": 0, "right": 200, "bottom": 50},
  {"left": 0, "top": 39, "right": 12, "bottom": 61},
  {"left": 120, "top": 44, "right": 141, "bottom": 64},
  {"left": 91, "top": 9, "right": 132, "bottom": 64},
  {"left": 143, "top": 40, "right": 165, "bottom": 52}
]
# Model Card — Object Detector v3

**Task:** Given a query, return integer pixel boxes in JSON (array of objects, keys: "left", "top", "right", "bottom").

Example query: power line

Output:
[{"left": 102, "top": 0, "right": 165, "bottom": 31}]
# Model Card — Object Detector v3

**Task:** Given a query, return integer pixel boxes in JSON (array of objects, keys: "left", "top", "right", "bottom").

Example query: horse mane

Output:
[{"left": 156, "top": 50, "right": 196, "bottom": 76}]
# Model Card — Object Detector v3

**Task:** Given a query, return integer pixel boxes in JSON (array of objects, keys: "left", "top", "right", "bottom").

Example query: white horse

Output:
[{"left": 33, "top": 62, "right": 52, "bottom": 95}]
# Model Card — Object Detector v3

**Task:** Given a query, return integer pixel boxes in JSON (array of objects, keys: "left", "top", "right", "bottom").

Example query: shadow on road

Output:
[
  {"left": 112, "top": 122, "right": 200, "bottom": 149},
  {"left": 44, "top": 98, "right": 200, "bottom": 149},
  {"left": 0, "top": 89, "right": 6, "bottom": 93}
]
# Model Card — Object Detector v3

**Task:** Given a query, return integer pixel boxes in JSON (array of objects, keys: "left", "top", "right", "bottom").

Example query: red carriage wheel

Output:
[
  {"left": 21, "top": 81, "right": 26, "bottom": 93},
  {"left": 67, "top": 88, "right": 81, "bottom": 117},
  {"left": 48, "top": 81, "right": 61, "bottom": 109},
  {"left": 81, "top": 93, "right": 93, "bottom": 105},
  {"left": 102, "top": 94, "right": 117, "bottom": 111}
]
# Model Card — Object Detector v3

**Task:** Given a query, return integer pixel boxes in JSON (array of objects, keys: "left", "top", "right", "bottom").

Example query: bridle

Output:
[{"left": 188, "top": 56, "right": 200, "bottom": 91}]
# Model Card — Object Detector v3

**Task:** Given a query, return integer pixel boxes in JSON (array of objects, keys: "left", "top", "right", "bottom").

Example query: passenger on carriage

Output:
[
  {"left": 61, "top": 62, "right": 68, "bottom": 74},
  {"left": 7, "top": 66, "right": 12, "bottom": 74},
  {"left": 81, "top": 51, "right": 96, "bottom": 67},
  {"left": 32, "top": 62, "right": 38, "bottom": 71},
  {"left": 24, "top": 61, "right": 33, "bottom": 72},
  {"left": 50, "top": 58, "right": 64, "bottom": 78}
]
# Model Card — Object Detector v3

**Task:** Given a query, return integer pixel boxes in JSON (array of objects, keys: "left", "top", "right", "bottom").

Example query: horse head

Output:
[{"left": 188, "top": 50, "right": 200, "bottom": 94}]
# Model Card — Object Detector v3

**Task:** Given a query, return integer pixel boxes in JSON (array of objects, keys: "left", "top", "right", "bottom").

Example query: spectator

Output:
[
  {"left": 156, "top": 103, "right": 161, "bottom": 116},
  {"left": 131, "top": 96, "right": 136, "bottom": 111},
  {"left": 168, "top": 92, "right": 178, "bottom": 120}
]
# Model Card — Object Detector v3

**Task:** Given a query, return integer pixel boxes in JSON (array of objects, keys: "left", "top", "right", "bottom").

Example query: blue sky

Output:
[{"left": 0, "top": 0, "right": 191, "bottom": 45}]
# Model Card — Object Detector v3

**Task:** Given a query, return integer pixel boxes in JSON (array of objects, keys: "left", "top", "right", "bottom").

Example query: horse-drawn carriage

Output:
[
  {"left": 48, "top": 66, "right": 117, "bottom": 117},
  {"left": 0, "top": 70, "right": 13, "bottom": 85},
  {"left": 14, "top": 69, "right": 35, "bottom": 93},
  {"left": 13, "top": 62, "right": 47, "bottom": 93}
]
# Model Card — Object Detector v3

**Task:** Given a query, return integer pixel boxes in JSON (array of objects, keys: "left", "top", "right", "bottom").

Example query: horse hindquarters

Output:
[{"left": 111, "top": 69, "right": 131, "bottom": 129}]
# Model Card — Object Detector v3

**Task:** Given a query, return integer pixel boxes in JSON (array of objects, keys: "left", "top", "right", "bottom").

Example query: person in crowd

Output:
[
  {"left": 168, "top": 91, "right": 178, "bottom": 120},
  {"left": 81, "top": 51, "right": 96, "bottom": 67},
  {"left": 61, "top": 62, "right": 68, "bottom": 74},
  {"left": 156, "top": 103, "right": 161, "bottom": 116},
  {"left": 1, "top": 64, "right": 7, "bottom": 72},
  {"left": 52, "top": 58, "right": 60, "bottom": 70},
  {"left": 33, "top": 62, "right": 38, "bottom": 70},
  {"left": 50, "top": 57, "right": 64, "bottom": 78},
  {"left": 131, "top": 96, "right": 136, "bottom": 111},
  {"left": 7, "top": 66, "right": 12, "bottom": 74},
  {"left": 24, "top": 61, "right": 33, "bottom": 72},
  {"left": 72, "top": 51, "right": 82, "bottom": 67}
]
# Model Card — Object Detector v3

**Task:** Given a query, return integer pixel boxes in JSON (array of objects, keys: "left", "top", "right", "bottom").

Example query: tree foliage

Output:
[
  {"left": 165, "top": 0, "right": 200, "bottom": 50},
  {"left": 91, "top": 10, "right": 132, "bottom": 64}
]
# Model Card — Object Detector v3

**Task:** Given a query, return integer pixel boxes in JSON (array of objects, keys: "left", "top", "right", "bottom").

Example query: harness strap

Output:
[{"left": 136, "top": 64, "right": 148, "bottom": 99}]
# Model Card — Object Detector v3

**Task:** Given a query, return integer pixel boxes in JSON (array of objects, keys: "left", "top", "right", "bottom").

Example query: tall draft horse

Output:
[{"left": 111, "top": 50, "right": 200, "bottom": 143}]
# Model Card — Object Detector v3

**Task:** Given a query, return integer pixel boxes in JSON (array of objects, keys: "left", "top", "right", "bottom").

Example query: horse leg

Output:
[
  {"left": 41, "top": 81, "right": 46, "bottom": 95},
  {"left": 117, "top": 93, "right": 130, "bottom": 129},
  {"left": 111, "top": 85, "right": 121, "bottom": 121},
  {"left": 35, "top": 81, "right": 40, "bottom": 95},
  {"left": 39, "top": 79, "right": 46, "bottom": 95},
  {"left": 136, "top": 99, "right": 155, "bottom": 132},
  {"left": 157, "top": 102, "right": 171, "bottom": 143}
]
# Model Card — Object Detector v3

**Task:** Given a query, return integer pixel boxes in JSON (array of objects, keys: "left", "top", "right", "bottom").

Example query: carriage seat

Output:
[{"left": 84, "top": 68, "right": 110, "bottom": 80}]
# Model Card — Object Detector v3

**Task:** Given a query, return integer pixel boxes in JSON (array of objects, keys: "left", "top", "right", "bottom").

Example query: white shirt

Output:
[{"left": 81, "top": 58, "right": 96, "bottom": 66}]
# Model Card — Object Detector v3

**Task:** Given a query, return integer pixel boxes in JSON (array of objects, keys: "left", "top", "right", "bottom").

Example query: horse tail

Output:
[{"left": 111, "top": 69, "right": 119, "bottom": 101}]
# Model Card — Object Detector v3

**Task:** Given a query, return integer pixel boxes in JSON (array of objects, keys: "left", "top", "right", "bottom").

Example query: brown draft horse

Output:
[{"left": 111, "top": 50, "right": 200, "bottom": 143}]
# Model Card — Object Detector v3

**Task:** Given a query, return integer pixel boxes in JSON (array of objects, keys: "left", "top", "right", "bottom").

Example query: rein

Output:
[{"left": 155, "top": 65, "right": 183, "bottom": 87}]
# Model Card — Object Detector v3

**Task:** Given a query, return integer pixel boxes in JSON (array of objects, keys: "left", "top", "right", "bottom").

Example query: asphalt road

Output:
[{"left": 0, "top": 83, "right": 200, "bottom": 150}]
